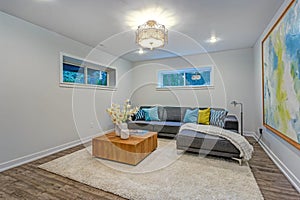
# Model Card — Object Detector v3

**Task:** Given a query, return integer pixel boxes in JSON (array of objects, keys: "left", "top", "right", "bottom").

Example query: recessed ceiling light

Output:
[
  {"left": 138, "top": 48, "right": 144, "bottom": 54},
  {"left": 207, "top": 36, "right": 220, "bottom": 44},
  {"left": 210, "top": 36, "right": 217, "bottom": 43}
]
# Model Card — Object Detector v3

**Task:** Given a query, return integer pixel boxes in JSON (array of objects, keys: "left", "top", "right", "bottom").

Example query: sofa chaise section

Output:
[{"left": 176, "top": 129, "right": 240, "bottom": 158}]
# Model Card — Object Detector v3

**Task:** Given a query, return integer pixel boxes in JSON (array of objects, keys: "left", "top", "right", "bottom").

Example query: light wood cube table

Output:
[{"left": 92, "top": 131, "right": 157, "bottom": 165}]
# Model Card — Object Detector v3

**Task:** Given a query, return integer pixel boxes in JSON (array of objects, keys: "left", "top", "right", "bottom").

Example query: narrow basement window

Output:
[
  {"left": 60, "top": 53, "right": 116, "bottom": 90},
  {"left": 157, "top": 66, "right": 214, "bottom": 89},
  {"left": 63, "top": 63, "right": 85, "bottom": 84}
]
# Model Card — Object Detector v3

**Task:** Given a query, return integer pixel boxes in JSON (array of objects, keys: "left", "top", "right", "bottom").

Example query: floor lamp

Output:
[{"left": 231, "top": 100, "right": 243, "bottom": 136}]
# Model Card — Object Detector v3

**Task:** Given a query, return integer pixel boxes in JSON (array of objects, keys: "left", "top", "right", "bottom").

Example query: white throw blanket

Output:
[{"left": 179, "top": 123, "right": 253, "bottom": 161}]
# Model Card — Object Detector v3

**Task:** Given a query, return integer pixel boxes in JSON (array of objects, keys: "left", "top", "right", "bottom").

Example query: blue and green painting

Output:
[{"left": 263, "top": 0, "right": 300, "bottom": 144}]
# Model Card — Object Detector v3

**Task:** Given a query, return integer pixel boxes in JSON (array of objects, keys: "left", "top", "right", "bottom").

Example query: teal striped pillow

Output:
[
  {"left": 135, "top": 109, "right": 145, "bottom": 120},
  {"left": 210, "top": 109, "right": 228, "bottom": 127}
]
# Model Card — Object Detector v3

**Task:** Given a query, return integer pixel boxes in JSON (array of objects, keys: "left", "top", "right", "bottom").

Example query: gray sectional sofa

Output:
[{"left": 128, "top": 106, "right": 241, "bottom": 159}]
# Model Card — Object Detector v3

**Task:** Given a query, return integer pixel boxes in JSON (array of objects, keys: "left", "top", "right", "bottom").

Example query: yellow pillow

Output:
[{"left": 198, "top": 108, "right": 210, "bottom": 125}]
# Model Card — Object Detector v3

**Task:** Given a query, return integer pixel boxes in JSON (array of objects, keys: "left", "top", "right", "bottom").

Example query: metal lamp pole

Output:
[{"left": 231, "top": 101, "right": 243, "bottom": 136}]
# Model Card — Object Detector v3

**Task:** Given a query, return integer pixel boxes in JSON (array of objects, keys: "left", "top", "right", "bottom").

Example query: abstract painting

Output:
[{"left": 262, "top": 0, "right": 300, "bottom": 150}]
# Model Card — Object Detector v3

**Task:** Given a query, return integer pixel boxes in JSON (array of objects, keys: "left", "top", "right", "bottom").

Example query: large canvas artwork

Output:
[{"left": 262, "top": 0, "right": 300, "bottom": 150}]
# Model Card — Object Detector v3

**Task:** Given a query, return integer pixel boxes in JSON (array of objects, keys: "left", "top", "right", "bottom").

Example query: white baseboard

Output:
[
  {"left": 0, "top": 129, "right": 113, "bottom": 172},
  {"left": 248, "top": 132, "right": 300, "bottom": 193},
  {"left": 243, "top": 131, "right": 256, "bottom": 137}
]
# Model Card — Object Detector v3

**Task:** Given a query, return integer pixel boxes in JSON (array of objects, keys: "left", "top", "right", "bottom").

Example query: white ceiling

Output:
[{"left": 0, "top": 0, "right": 284, "bottom": 62}]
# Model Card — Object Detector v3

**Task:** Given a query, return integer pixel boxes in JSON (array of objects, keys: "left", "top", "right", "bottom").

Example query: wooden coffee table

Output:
[{"left": 92, "top": 131, "right": 157, "bottom": 165}]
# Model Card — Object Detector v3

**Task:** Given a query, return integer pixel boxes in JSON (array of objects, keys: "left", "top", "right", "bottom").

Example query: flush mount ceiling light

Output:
[{"left": 136, "top": 20, "right": 168, "bottom": 50}]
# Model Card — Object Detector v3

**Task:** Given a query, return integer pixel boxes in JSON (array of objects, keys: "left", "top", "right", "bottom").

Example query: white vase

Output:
[
  {"left": 120, "top": 129, "right": 130, "bottom": 140},
  {"left": 115, "top": 123, "right": 128, "bottom": 138},
  {"left": 115, "top": 125, "right": 121, "bottom": 136}
]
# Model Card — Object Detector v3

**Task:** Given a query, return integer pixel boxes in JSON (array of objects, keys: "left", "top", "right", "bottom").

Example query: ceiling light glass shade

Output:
[{"left": 136, "top": 20, "right": 168, "bottom": 50}]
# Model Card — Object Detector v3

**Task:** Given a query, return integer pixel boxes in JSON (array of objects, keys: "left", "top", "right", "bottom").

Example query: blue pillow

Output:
[
  {"left": 183, "top": 108, "right": 198, "bottom": 123},
  {"left": 143, "top": 107, "right": 160, "bottom": 121},
  {"left": 210, "top": 109, "right": 228, "bottom": 127},
  {"left": 135, "top": 109, "right": 145, "bottom": 120}
]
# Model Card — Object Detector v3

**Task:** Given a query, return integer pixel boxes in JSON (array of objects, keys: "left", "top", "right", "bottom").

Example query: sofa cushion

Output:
[
  {"left": 210, "top": 108, "right": 228, "bottom": 128},
  {"left": 163, "top": 107, "right": 181, "bottom": 122},
  {"left": 177, "top": 129, "right": 239, "bottom": 154},
  {"left": 162, "top": 107, "right": 193, "bottom": 122},
  {"left": 224, "top": 115, "right": 239, "bottom": 131},
  {"left": 183, "top": 108, "right": 198, "bottom": 123},
  {"left": 198, "top": 108, "right": 210, "bottom": 125},
  {"left": 143, "top": 106, "right": 160, "bottom": 121},
  {"left": 148, "top": 121, "right": 183, "bottom": 133},
  {"left": 127, "top": 121, "right": 153, "bottom": 131}
]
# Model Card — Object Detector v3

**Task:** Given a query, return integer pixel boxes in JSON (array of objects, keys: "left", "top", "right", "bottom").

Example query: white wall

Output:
[
  {"left": 0, "top": 12, "right": 133, "bottom": 166},
  {"left": 253, "top": 0, "right": 300, "bottom": 192},
  {"left": 131, "top": 48, "right": 255, "bottom": 132}
]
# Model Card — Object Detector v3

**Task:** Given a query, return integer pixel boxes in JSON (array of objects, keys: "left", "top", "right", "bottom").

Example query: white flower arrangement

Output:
[{"left": 106, "top": 99, "right": 139, "bottom": 125}]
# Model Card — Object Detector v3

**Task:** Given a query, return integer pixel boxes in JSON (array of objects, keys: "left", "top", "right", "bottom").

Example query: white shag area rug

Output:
[{"left": 39, "top": 139, "right": 263, "bottom": 200}]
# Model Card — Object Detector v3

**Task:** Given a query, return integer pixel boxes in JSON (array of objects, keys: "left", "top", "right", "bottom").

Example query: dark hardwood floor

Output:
[
  {"left": 247, "top": 137, "right": 300, "bottom": 200},
  {"left": 0, "top": 137, "right": 299, "bottom": 200}
]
